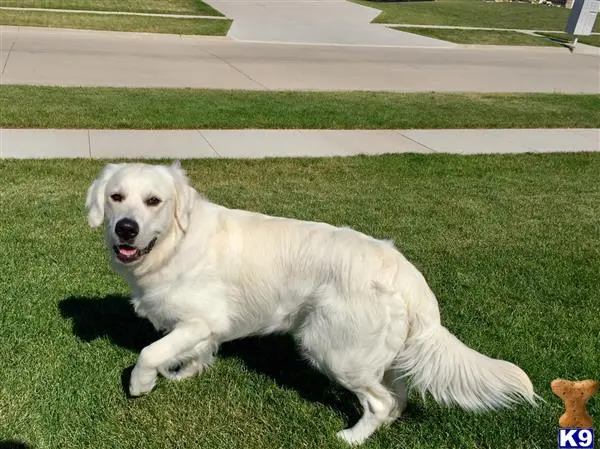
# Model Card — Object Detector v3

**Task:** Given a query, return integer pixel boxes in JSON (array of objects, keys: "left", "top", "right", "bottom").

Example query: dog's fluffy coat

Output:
[{"left": 86, "top": 162, "right": 537, "bottom": 444}]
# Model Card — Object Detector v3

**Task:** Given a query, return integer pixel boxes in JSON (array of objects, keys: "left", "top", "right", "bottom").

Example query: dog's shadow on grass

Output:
[
  {"left": 59, "top": 295, "right": 361, "bottom": 425},
  {"left": 220, "top": 335, "right": 361, "bottom": 424},
  {"left": 59, "top": 295, "right": 159, "bottom": 353},
  {"left": 0, "top": 442, "right": 33, "bottom": 449}
]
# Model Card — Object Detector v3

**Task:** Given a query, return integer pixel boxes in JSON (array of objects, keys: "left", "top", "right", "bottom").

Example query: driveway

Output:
[{"left": 203, "top": 0, "right": 455, "bottom": 46}]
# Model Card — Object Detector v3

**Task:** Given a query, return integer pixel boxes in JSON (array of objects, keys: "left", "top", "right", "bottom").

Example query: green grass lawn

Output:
[
  {"left": 394, "top": 27, "right": 561, "bottom": 46},
  {"left": 1, "top": 155, "right": 599, "bottom": 449},
  {"left": 360, "top": 0, "right": 600, "bottom": 32},
  {"left": 0, "top": 9, "right": 230, "bottom": 35},
  {"left": 0, "top": 0, "right": 222, "bottom": 16},
  {"left": 536, "top": 32, "right": 600, "bottom": 47},
  {"left": 1, "top": 86, "right": 599, "bottom": 129}
]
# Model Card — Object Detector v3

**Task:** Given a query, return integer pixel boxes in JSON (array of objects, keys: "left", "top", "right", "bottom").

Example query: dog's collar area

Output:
[{"left": 113, "top": 237, "right": 157, "bottom": 264}]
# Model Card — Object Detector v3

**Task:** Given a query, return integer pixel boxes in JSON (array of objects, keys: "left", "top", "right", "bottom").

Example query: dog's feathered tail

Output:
[{"left": 393, "top": 317, "right": 540, "bottom": 411}]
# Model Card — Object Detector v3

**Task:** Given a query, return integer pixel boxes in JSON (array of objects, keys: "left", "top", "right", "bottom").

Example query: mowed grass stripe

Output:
[
  {"left": 0, "top": 0, "right": 222, "bottom": 16},
  {"left": 1, "top": 86, "right": 599, "bottom": 129},
  {"left": 393, "top": 27, "right": 561, "bottom": 47},
  {"left": 536, "top": 32, "right": 600, "bottom": 47},
  {"left": 358, "top": 0, "right": 600, "bottom": 32},
  {"left": 0, "top": 9, "right": 231, "bottom": 35}
]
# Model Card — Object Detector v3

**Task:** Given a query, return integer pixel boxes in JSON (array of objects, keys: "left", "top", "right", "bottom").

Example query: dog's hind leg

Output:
[
  {"left": 336, "top": 381, "right": 397, "bottom": 445},
  {"left": 382, "top": 369, "right": 408, "bottom": 420},
  {"left": 296, "top": 288, "right": 408, "bottom": 444},
  {"left": 335, "top": 368, "right": 408, "bottom": 444}
]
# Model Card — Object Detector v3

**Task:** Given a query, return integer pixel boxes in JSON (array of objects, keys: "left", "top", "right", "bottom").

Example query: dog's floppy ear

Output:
[
  {"left": 85, "top": 164, "right": 123, "bottom": 228},
  {"left": 169, "top": 161, "right": 196, "bottom": 232}
]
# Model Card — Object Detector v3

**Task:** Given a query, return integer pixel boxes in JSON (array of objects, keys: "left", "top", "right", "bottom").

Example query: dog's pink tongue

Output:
[{"left": 119, "top": 247, "right": 137, "bottom": 257}]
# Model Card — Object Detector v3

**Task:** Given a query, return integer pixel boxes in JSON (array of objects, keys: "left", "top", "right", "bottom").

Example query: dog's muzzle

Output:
[{"left": 113, "top": 237, "right": 157, "bottom": 264}]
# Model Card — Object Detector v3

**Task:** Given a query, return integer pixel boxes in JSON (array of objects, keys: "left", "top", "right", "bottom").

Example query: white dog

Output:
[{"left": 86, "top": 162, "right": 538, "bottom": 445}]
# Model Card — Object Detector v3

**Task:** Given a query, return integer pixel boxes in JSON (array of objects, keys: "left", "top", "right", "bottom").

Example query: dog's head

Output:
[{"left": 86, "top": 162, "right": 195, "bottom": 266}]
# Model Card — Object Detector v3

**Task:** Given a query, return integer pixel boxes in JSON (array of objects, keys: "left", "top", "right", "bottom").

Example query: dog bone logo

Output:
[{"left": 551, "top": 378, "right": 598, "bottom": 428}]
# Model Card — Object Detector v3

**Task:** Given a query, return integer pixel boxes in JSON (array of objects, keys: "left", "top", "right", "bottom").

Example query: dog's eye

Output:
[
  {"left": 145, "top": 196, "right": 162, "bottom": 207},
  {"left": 110, "top": 193, "right": 123, "bottom": 202}
]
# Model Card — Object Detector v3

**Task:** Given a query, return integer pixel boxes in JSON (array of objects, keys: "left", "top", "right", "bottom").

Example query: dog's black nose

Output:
[{"left": 115, "top": 218, "right": 139, "bottom": 241}]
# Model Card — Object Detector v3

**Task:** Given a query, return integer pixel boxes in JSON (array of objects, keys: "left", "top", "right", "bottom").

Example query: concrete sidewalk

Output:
[{"left": 1, "top": 129, "right": 598, "bottom": 159}]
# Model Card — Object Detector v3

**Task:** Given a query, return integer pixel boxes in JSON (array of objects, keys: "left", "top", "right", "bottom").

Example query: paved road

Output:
[
  {"left": 2, "top": 128, "right": 598, "bottom": 158},
  {"left": 202, "top": 0, "right": 452, "bottom": 46},
  {"left": 1, "top": 26, "right": 598, "bottom": 92}
]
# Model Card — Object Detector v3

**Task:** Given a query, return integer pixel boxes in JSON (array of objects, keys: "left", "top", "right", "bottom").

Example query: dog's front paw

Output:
[
  {"left": 158, "top": 359, "right": 205, "bottom": 381},
  {"left": 336, "top": 428, "right": 367, "bottom": 446},
  {"left": 129, "top": 364, "right": 157, "bottom": 397}
]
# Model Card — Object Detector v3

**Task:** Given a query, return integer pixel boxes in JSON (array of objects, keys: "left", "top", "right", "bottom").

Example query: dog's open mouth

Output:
[{"left": 113, "top": 238, "right": 157, "bottom": 264}]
